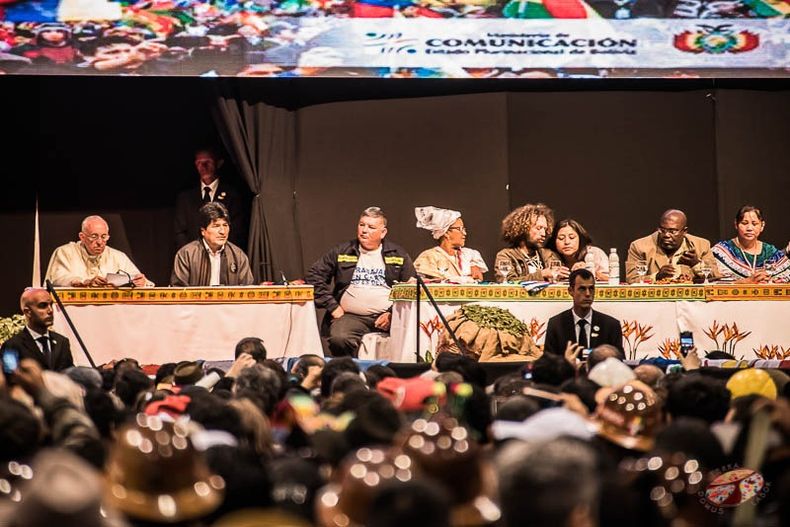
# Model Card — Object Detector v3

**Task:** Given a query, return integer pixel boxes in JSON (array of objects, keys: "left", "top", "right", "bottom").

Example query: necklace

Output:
[{"left": 733, "top": 238, "right": 759, "bottom": 275}]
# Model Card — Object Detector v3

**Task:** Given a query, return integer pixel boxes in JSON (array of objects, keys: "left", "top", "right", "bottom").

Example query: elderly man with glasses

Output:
[
  {"left": 45, "top": 215, "right": 153, "bottom": 287},
  {"left": 625, "top": 209, "right": 719, "bottom": 284}
]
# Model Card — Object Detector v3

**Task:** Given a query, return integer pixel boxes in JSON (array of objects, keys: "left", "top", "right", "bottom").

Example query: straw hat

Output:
[
  {"left": 315, "top": 447, "right": 415, "bottom": 527},
  {"left": 593, "top": 383, "right": 661, "bottom": 452},
  {"left": 0, "top": 449, "right": 128, "bottom": 527},
  {"left": 104, "top": 415, "right": 225, "bottom": 523},
  {"left": 400, "top": 415, "right": 501, "bottom": 526}
]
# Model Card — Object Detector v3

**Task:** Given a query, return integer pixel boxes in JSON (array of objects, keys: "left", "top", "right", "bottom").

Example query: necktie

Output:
[
  {"left": 37, "top": 336, "right": 52, "bottom": 368},
  {"left": 577, "top": 319, "right": 588, "bottom": 349},
  {"left": 202, "top": 186, "right": 212, "bottom": 203}
]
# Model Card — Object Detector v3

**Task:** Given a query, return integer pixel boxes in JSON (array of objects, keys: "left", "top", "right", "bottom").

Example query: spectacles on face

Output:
[
  {"left": 447, "top": 227, "right": 467, "bottom": 233},
  {"left": 84, "top": 233, "right": 110, "bottom": 242},
  {"left": 657, "top": 227, "right": 684, "bottom": 236}
]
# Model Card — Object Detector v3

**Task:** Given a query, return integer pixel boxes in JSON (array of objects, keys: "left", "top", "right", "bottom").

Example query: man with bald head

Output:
[
  {"left": 45, "top": 215, "right": 152, "bottom": 287},
  {"left": 1, "top": 288, "right": 73, "bottom": 371},
  {"left": 625, "top": 209, "right": 719, "bottom": 284}
]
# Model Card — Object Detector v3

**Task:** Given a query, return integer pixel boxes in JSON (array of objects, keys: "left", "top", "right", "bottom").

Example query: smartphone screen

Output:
[
  {"left": 679, "top": 331, "right": 694, "bottom": 356},
  {"left": 2, "top": 349, "right": 19, "bottom": 374}
]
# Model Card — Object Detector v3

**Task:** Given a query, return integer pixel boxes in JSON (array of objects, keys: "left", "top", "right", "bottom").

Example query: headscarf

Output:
[{"left": 415, "top": 206, "right": 462, "bottom": 240}]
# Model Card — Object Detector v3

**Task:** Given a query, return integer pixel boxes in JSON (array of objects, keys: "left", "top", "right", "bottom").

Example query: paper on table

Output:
[{"left": 106, "top": 272, "right": 133, "bottom": 287}]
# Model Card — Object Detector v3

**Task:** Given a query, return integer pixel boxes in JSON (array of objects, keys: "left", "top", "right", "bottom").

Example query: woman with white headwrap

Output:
[{"left": 413, "top": 206, "right": 488, "bottom": 282}]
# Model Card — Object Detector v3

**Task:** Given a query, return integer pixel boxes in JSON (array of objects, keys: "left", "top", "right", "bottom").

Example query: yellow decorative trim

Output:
[
  {"left": 705, "top": 285, "right": 790, "bottom": 301},
  {"left": 337, "top": 255, "right": 358, "bottom": 263},
  {"left": 384, "top": 256, "right": 405, "bottom": 265},
  {"left": 55, "top": 286, "right": 314, "bottom": 305},
  {"left": 389, "top": 284, "right": 789, "bottom": 302}
]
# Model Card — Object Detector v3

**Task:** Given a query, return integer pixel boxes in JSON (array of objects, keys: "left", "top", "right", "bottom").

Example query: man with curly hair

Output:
[{"left": 494, "top": 203, "right": 562, "bottom": 282}]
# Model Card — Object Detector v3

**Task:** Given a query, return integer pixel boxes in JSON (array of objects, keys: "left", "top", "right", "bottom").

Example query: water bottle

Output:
[
  {"left": 584, "top": 250, "right": 596, "bottom": 274},
  {"left": 608, "top": 248, "right": 620, "bottom": 285}
]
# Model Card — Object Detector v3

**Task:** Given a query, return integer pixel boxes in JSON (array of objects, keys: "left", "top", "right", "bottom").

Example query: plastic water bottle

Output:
[
  {"left": 608, "top": 248, "right": 620, "bottom": 285},
  {"left": 584, "top": 251, "right": 596, "bottom": 274}
]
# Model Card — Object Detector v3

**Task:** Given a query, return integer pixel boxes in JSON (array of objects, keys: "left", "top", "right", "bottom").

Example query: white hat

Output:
[
  {"left": 588, "top": 357, "right": 636, "bottom": 387},
  {"left": 415, "top": 206, "right": 461, "bottom": 239}
]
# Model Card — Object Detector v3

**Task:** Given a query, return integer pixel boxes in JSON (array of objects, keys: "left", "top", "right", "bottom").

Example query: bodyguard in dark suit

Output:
[
  {"left": 544, "top": 268, "right": 623, "bottom": 356},
  {"left": 174, "top": 147, "right": 248, "bottom": 250},
  {"left": 1, "top": 288, "right": 73, "bottom": 371}
]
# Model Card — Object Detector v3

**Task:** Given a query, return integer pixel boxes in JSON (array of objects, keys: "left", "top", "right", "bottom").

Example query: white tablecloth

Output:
[
  {"left": 389, "top": 284, "right": 790, "bottom": 362},
  {"left": 52, "top": 287, "right": 323, "bottom": 365}
]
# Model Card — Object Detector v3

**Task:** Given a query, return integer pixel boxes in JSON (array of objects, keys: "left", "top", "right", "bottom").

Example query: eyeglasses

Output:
[
  {"left": 447, "top": 227, "right": 467, "bottom": 233},
  {"left": 83, "top": 233, "right": 110, "bottom": 242},
  {"left": 657, "top": 227, "right": 684, "bottom": 236}
]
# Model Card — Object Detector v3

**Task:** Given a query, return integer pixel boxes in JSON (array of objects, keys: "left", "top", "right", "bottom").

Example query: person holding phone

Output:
[
  {"left": 0, "top": 288, "right": 73, "bottom": 372},
  {"left": 625, "top": 209, "right": 720, "bottom": 284}
]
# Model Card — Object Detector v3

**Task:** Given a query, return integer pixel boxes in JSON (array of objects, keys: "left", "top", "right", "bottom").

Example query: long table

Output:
[
  {"left": 52, "top": 286, "right": 323, "bottom": 366},
  {"left": 389, "top": 284, "right": 790, "bottom": 363}
]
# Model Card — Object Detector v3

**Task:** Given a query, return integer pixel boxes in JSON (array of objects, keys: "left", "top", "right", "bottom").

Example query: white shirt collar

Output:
[
  {"left": 572, "top": 309, "right": 593, "bottom": 326},
  {"left": 27, "top": 326, "right": 49, "bottom": 341},
  {"left": 201, "top": 178, "right": 220, "bottom": 199},
  {"left": 202, "top": 238, "right": 225, "bottom": 256}
]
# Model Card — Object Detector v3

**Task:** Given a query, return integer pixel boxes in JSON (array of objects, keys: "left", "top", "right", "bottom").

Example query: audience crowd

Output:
[{"left": 0, "top": 337, "right": 789, "bottom": 527}]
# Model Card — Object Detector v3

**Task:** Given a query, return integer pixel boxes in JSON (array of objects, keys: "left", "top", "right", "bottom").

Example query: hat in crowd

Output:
[
  {"left": 593, "top": 382, "right": 661, "bottom": 452},
  {"left": 376, "top": 377, "right": 445, "bottom": 412},
  {"left": 588, "top": 357, "right": 636, "bottom": 387},
  {"left": 64, "top": 366, "right": 103, "bottom": 391},
  {"left": 104, "top": 415, "right": 225, "bottom": 523},
  {"left": 144, "top": 394, "right": 192, "bottom": 420},
  {"left": 174, "top": 361, "right": 204, "bottom": 386},
  {"left": 726, "top": 368, "right": 777, "bottom": 401},
  {"left": 415, "top": 206, "right": 462, "bottom": 239},
  {"left": 491, "top": 407, "right": 595, "bottom": 443},
  {"left": 316, "top": 447, "right": 415, "bottom": 527},
  {"left": 0, "top": 449, "right": 128, "bottom": 527},
  {"left": 400, "top": 415, "right": 500, "bottom": 526}
]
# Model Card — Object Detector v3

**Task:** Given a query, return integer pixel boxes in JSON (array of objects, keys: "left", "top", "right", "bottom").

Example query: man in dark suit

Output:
[
  {"left": 1, "top": 288, "right": 73, "bottom": 371},
  {"left": 544, "top": 268, "right": 623, "bottom": 356},
  {"left": 174, "top": 146, "right": 248, "bottom": 251}
]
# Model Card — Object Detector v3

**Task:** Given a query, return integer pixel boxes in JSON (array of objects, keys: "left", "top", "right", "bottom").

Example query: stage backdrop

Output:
[
  {"left": 0, "top": 81, "right": 788, "bottom": 317},
  {"left": 0, "top": 0, "right": 788, "bottom": 78}
]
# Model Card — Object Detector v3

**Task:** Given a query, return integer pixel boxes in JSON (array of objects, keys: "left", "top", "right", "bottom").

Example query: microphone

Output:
[
  {"left": 45, "top": 279, "right": 55, "bottom": 293},
  {"left": 280, "top": 270, "right": 288, "bottom": 286},
  {"left": 118, "top": 269, "right": 135, "bottom": 288}
]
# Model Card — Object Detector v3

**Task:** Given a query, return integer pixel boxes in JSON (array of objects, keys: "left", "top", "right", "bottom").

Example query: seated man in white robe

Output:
[{"left": 45, "top": 215, "right": 152, "bottom": 288}]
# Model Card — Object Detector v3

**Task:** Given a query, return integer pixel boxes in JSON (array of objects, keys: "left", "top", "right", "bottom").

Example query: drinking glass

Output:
[
  {"left": 700, "top": 263, "right": 712, "bottom": 284},
  {"left": 635, "top": 262, "right": 648, "bottom": 284},
  {"left": 497, "top": 261, "right": 512, "bottom": 283},
  {"left": 549, "top": 260, "right": 562, "bottom": 283}
]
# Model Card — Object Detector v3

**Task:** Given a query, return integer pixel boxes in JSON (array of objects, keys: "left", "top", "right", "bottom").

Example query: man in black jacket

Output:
[
  {"left": 174, "top": 146, "right": 248, "bottom": 250},
  {"left": 305, "top": 207, "right": 415, "bottom": 357},
  {"left": 544, "top": 268, "right": 623, "bottom": 357},
  {"left": 1, "top": 288, "right": 73, "bottom": 371}
]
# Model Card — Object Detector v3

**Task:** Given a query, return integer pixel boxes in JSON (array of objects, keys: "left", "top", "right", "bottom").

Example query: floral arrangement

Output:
[
  {"left": 752, "top": 345, "right": 790, "bottom": 360},
  {"left": 621, "top": 320, "right": 655, "bottom": 360},
  {"left": 704, "top": 321, "right": 752, "bottom": 354}
]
